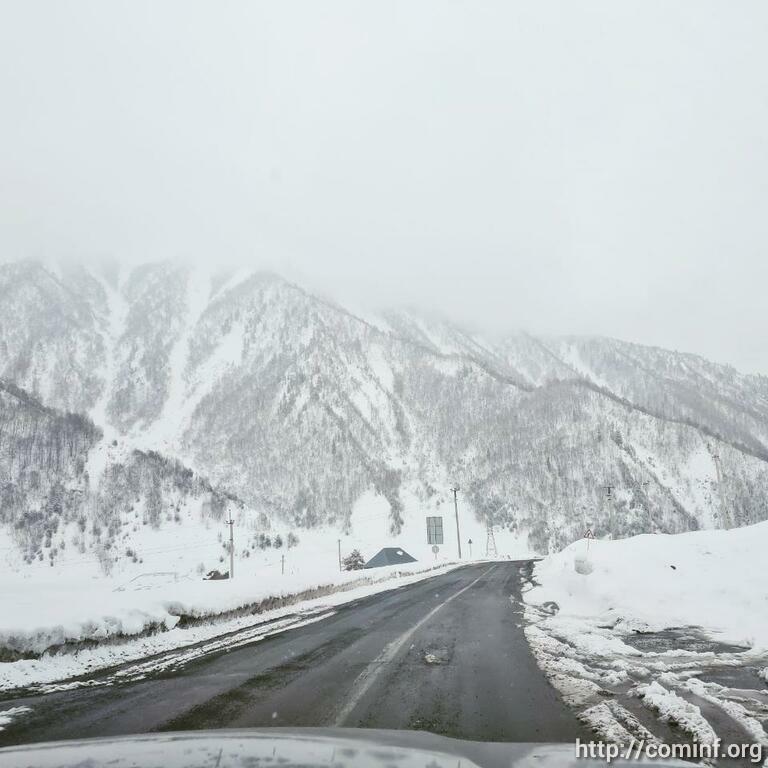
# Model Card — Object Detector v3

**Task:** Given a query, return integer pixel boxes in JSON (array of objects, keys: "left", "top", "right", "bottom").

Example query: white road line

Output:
[{"left": 333, "top": 564, "right": 498, "bottom": 726}]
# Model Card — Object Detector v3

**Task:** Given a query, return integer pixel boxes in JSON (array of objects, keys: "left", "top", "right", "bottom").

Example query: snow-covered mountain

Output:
[
  {"left": 0, "top": 376, "right": 261, "bottom": 578},
  {"left": 2, "top": 259, "right": 768, "bottom": 571}
]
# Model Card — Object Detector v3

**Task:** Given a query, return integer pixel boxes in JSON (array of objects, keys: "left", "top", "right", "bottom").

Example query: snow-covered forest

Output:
[{"left": 2, "top": 259, "right": 768, "bottom": 575}]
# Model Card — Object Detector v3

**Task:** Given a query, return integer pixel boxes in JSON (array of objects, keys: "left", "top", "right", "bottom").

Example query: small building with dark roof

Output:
[{"left": 363, "top": 547, "right": 417, "bottom": 569}]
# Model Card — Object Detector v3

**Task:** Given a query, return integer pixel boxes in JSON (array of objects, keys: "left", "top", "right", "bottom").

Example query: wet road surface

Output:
[{"left": 0, "top": 561, "right": 586, "bottom": 745}]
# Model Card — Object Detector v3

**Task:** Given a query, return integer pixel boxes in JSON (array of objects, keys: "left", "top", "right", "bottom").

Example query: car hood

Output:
[{"left": 0, "top": 728, "right": 683, "bottom": 768}]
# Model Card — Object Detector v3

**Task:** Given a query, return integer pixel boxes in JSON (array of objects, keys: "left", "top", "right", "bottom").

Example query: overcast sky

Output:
[{"left": 1, "top": 2, "right": 767, "bottom": 373}]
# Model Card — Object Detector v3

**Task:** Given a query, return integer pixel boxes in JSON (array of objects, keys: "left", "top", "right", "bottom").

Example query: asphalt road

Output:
[{"left": 0, "top": 561, "right": 586, "bottom": 746}]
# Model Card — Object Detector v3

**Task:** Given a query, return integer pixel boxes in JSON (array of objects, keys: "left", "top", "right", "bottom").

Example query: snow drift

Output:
[{"left": 527, "top": 521, "right": 768, "bottom": 649}]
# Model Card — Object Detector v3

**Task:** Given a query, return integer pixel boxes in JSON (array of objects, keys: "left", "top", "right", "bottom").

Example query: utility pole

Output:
[
  {"left": 281, "top": 553, "right": 285, "bottom": 575},
  {"left": 226, "top": 514, "right": 235, "bottom": 580},
  {"left": 451, "top": 486, "right": 462, "bottom": 559},
  {"left": 711, "top": 451, "right": 728, "bottom": 527},
  {"left": 337, "top": 539, "right": 342, "bottom": 571}
]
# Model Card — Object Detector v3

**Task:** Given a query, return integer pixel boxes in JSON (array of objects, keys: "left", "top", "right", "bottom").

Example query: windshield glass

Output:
[{"left": 1, "top": 3, "right": 767, "bottom": 767}]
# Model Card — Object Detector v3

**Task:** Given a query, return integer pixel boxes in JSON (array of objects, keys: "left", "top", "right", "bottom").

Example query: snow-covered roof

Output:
[{"left": 363, "top": 547, "right": 417, "bottom": 569}]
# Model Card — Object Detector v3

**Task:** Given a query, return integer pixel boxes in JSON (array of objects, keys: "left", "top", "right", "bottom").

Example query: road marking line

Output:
[{"left": 333, "top": 564, "right": 498, "bottom": 726}]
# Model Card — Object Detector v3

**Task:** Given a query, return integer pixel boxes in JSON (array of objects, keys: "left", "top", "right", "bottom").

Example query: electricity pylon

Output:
[{"left": 485, "top": 519, "right": 498, "bottom": 558}]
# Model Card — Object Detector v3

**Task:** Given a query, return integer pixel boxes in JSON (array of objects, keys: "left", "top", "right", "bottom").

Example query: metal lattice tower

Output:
[{"left": 485, "top": 519, "right": 498, "bottom": 558}]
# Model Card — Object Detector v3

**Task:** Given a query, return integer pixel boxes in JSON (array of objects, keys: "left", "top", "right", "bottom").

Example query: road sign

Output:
[
  {"left": 426, "top": 516, "right": 444, "bottom": 545},
  {"left": 431, "top": 545, "right": 439, "bottom": 554}
]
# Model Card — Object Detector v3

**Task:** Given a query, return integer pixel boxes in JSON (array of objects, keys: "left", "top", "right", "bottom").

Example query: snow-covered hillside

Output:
[{"left": 1, "top": 258, "right": 768, "bottom": 580}]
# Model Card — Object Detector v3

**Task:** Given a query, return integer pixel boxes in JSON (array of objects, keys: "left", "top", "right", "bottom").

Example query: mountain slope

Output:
[
  {"left": 1, "top": 259, "right": 767, "bottom": 563},
  {"left": 0, "top": 377, "right": 271, "bottom": 579}
]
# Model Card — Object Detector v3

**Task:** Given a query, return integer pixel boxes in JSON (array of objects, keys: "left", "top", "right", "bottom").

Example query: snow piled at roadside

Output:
[
  {"left": 0, "top": 560, "right": 459, "bottom": 658},
  {"left": 527, "top": 521, "right": 768, "bottom": 649}
]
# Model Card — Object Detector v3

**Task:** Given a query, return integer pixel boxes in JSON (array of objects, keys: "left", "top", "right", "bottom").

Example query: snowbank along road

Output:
[{"left": 0, "top": 561, "right": 587, "bottom": 745}]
